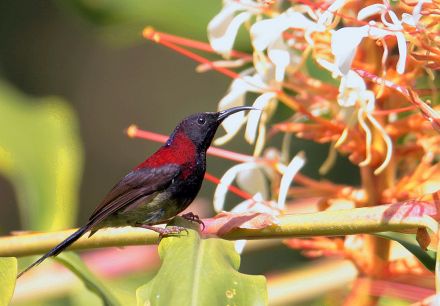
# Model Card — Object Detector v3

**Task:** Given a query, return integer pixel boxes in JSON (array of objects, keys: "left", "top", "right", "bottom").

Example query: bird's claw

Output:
[
  {"left": 159, "top": 226, "right": 188, "bottom": 237},
  {"left": 136, "top": 224, "right": 187, "bottom": 237},
  {"left": 181, "top": 212, "right": 205, "bottom": 231}
]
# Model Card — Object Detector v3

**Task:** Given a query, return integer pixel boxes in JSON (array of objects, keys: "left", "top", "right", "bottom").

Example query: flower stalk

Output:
[{"left": 2, "top": 201, "right": 437, "bottom": 258}]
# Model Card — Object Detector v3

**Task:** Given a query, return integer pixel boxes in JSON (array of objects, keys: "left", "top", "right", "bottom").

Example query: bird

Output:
[{"left": 17, "top": 106, "right": 256, "bottom": 278}]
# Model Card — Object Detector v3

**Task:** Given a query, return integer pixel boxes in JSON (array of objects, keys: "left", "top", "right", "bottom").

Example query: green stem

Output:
[{"left": 0, "top": 202, "right": 436, "bottom": 257}]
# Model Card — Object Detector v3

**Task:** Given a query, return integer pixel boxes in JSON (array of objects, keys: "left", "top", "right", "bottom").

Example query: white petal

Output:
[
  {"left": 231, "top": 193, "right": 278, "bottom": 215},
  {"left": 318, "top": 0, "right": 347, "bottom": 25},
  {"left": 387, "top": 10, "right": 402, "bottom": 28},
  {"left": 213, "top": 162, "right": 259, "bottom": 212},
  {"left": 208, "top": 3, "right": 240, "bottom": 46},
  {"left": 215, "top": 73, "right": 269, "bottom": 145},
  {"left": 277, "top": 152, "right": 306, "bottom": 209},
  {"left": 358, "top": 4, "right": 386, "bottom": 20},
  {"left": 412, "top": 0, "right": 432, "bottom": 24},
  {"left": 343, "top": 70, "right": 367, "bottom": 90},
  {"left": 230, "top": 193, "right": 264, "bottom": 213},
  {"left": 245, "top": 92, "right": 275, "bottom": 144},
  {"left": 208, "top": 2, "right": 238, "bottom": 30},
  {"left": 394, "top": 32, "right": 407, "bottom": 74},
  {"left": 218, "top": 80, "right": 247, "bottom": 124},
  {"left": 236, "top": 166, "right": 268, "bottom": 198},
  {"left": 209, "top": 11, "right": 252, "bottom": 57},
  {"left": 267, "top": 39, "right": 290, "bottom": 82},
  {"left": 368, "top": 26, "right": 407, "bottom": 74},
  {"left": 285, "top": 9, "right": 319, "bottom": 30},
  {"left": 230, "top": 192, "right": 267, "bottom": 254},
  {"left": 316, "top": 58, "right": 342, "bottom": 77},
  {"left": 401, "top": 13, "right": 416, "bottom": 26},
  {"left": 337, "top": 71, "right": 367, "bottom": 107},
  {"left": 251, "top": 17, "right": 287, "bottom": 51},
  {"left": 242, "top": 73, "right": 270, "bottom": 92},
  {"left": 251, "top": 9, "right": 317, "bottom": 52},
  {"left": 368, "top": 26, "right": 392, "bottom": 38},
  {"left": 326, "top": 0, "right": 347, "bottom": 13},
  {"left": 332, "top": 26, "right": 369, "bottom": 74},
  {"left": 215, "top": 78, "right": 250, "bottom": 145}
]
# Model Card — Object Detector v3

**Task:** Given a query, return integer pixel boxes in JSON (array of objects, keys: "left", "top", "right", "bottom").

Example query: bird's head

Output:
[{"left": 168, "top": 106, "right": 257, "bottom": 152}]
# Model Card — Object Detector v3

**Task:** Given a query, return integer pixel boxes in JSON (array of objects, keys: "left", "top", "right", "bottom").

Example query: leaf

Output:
[
  {"left": 0, "top": 257, "right": 17, "bottom": 306},
  {"left": 376, "top": 232, "right": 436, "bottom": 271},
  {"left": 55, "top": 252, "right": 122, "bottom": 306},
  {"left": 0, "top": 81, "right": 83, "bottom": 230},
  {"left": 136, "top": 218, "right": 268, "bottom": 306}
]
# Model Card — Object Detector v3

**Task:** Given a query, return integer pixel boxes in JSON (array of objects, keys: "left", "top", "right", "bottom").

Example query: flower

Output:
[
  {"left": 331, "top": 22, "right": 407, "bottom": 75},
  {"left": 250, "top": 7, "right": 327, "bottom": 82},
  {"left": 208, "top": 0, "right": 262, "bottom": 57},
  {"left": 338, "top": 0, "right": 433, "bottom": 76},
  {"left": 214, "top": 69, "right": 272, "bottom": 146},
  {"left": 316, "top": 59, "right": 392, "bottom": 174}
]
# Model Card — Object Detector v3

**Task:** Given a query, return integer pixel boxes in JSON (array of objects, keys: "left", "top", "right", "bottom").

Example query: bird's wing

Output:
[{"left": 88, "top": 164, "right": 181, "bottom": 224}]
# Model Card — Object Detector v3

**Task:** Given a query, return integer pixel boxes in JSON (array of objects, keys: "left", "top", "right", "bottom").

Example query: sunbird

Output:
[{"left": 18, "top": 106, "right": 256, "bottom": 278}]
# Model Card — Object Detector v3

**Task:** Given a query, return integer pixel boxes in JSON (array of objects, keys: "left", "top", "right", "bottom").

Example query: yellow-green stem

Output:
[{"left": 0, "top": 202, "right": 434, "bottom": 258}]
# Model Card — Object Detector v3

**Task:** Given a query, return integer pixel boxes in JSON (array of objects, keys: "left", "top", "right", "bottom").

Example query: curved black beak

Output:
[{"left": 217, "top": 106, "right": 258, "bottom": 122}]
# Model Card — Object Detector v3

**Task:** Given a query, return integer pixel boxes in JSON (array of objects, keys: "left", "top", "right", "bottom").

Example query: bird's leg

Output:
[
  {"left": 181, "top": 212, "right": 205, "bottom": 231},
  {"left": 136, "top": 224, "right": 186, "bottom": 237}
]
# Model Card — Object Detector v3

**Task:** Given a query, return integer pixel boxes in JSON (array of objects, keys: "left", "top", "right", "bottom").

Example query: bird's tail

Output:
[{"left": 17, "top": 224, "right": 92, "bottom": 278}]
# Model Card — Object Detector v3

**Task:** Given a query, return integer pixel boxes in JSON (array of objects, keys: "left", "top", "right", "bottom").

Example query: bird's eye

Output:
[{"left": 197, "top": 117, "right": 206, "bottom": 125}]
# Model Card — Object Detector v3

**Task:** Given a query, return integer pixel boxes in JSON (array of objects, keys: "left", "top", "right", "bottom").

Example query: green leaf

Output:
[
  {"left": 0, "top": 257, "right": 17, "bottom": 306},
  {"left": 55, "top": 252, "right": 122, "bottom": 306},
  {"left": 0, "top": 81, "right": 83, "bottom": 230},
  {"left": 137, "top": 219, "right": 268, "bottom": 306},
  {"left": 376, "top": 232, "right": 436, "bottom": 271}
]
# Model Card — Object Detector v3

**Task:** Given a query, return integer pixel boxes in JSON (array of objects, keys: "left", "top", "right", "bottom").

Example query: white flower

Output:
[
  {"left": 403, "top": 0, "right": 432, "bottom": 26},
  {"left": 331, "top": 21, "right": 407, "bottom": 75},
  {"left": 352, "top": 0, "right": 433, "bottom": 75},
  {"left": 316, "top": 0, "right": 347, "bottom": 26},
  {"left": 359, "top": 0, "right": 431, "bottom": 27},
  {"left": 316, "top": 60, "right": 392, "bottom": 175},
  {"left": 338, "top": 70, "right": 374, "bottom": 110},
  {"left": 267, "top": 38, "right": 290, "bottom": 82},
  {"left": 208, "top": 0, "right": 262, "bottom": 57},
  {"left": 331, "top": 26, "right": 369, "bottom": 75},
  {"left": 250, "top": 8, "right": 324, "bottom": 81},
  {"left": 317, "top": 59, "right": 374, "bottom": 113},
  {"left": 213, "top": 162, "right": 268, "bottom": 212},
  {"left": 215, "top": 69, "right": 272, "bottom": 146},
  {"left": 251, "top": 8, "right": 320, "bottom": 51}
]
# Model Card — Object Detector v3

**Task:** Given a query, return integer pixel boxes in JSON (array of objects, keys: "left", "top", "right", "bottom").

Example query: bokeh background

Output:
[
  {"left": 0, "top": 0, "right": 231, "bottom": 231},
  {"left": 0, "top": 1, "right": 359, "bottom": 305}
]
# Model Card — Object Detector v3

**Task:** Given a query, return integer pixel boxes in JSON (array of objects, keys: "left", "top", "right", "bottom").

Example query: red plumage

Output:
[{"left": 136, "top": 130, "right": 196, "bottom": 177}]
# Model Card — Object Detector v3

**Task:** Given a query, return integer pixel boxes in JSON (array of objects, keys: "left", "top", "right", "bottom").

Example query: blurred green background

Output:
[{"left": 0, "top": 0, "right": 233, "bottom": 232}]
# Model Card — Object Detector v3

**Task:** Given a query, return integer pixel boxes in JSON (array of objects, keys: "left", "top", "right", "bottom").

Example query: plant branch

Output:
[{"left": 1, "top": 201, "right": 437, "bottom": 258}]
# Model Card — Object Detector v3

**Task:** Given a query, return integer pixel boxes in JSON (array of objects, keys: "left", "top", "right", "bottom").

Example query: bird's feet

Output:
[
  {"left": 181, "top": 212, "right": 205, "bottom": 230},
  {"left": 137, "top": 224, "right": 187, "bottom": 237}
]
